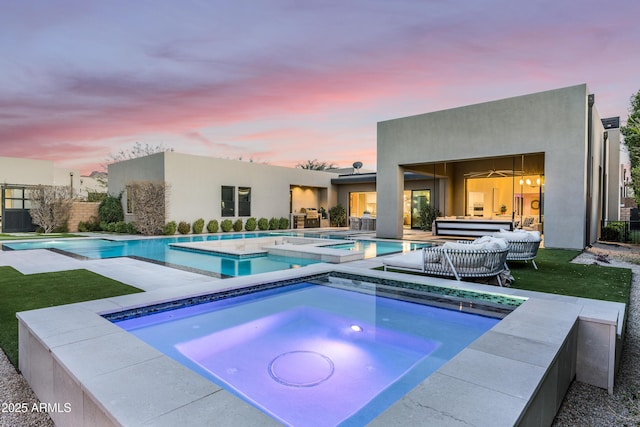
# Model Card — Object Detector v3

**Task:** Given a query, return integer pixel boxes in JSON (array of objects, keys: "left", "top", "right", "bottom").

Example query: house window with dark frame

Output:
[
  {"left": 238, "top": 187, "right": 251, "bottom": 217},
  {"left": 126, "top": 185, "right": 135, "bottom": 214},
  {"left": 221, "top": 186, "right": 235, "bottom": 217},
  {"left": 4, "top": 188, "right": 27, "bottom": 209}
]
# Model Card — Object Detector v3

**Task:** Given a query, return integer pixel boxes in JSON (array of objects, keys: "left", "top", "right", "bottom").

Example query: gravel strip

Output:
[
  {"left": 1, "top": 242, "right": 638, "bottom": 426},
  {"left": 553, "top": 242, "right": 640, "bottom": 426},
  {"left": 0, "top": 349, "right": 54, "bottom": 427}
]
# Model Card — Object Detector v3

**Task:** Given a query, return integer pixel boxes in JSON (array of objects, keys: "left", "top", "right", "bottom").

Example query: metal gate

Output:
[{"left": 1, "top": 186, "right": 36, "bottom": 233}]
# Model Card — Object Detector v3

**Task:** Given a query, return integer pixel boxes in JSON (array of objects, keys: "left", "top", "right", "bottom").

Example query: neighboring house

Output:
[
  {"left": 0, "top": 156, "right": 81, "bottom": 232},
  {"left": 108, "top": 152, "right": 339, "bottom": 226},
  {"left": 78, "top": 171, "right": 108, "bottom": 199},
  {"left": 375, "top": 84, "right": 623, "bottom": 250}
]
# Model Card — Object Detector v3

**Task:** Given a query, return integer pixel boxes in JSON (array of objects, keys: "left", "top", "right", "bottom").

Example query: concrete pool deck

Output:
[{"left": 10, "top": 244, "right": 625, "bottom": 427}]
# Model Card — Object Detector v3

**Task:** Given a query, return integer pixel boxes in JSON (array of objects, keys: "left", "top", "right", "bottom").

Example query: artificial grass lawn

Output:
[
  {"left": 0, "top": 233, "right": 82, "bottom": 240},
  {"left": 509, "top": 249, "right": 631, "bottom": 306},
  {"left": 380, "top": 248, "right": 632, "bottom": 306},
  {"left": 0, "top": 266, "right": 142, "bottom": 368}
]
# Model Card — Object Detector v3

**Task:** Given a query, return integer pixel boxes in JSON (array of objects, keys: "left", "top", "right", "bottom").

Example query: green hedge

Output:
[
  {"left": 221, "top": 219, "right": 233, "bottom": 232},
  {"left": 177, "top": 221, "right": 191, "bottom": 234},
  {"left": 192, "top": 218, "right": 205, "bottom": 234},
  {"left": 163, "top": 221, "right": 177, "bottom": 235},
  {"left": 207, "top": 219, "right": 219, "bottom": 233},
  {"left": 245, "top": 217, "right": 257, "bottom": 231}
]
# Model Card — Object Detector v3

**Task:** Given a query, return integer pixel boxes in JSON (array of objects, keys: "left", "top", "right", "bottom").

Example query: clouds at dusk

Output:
[{"left": 1, "top": 0, "right": 639, "bottom": 174}]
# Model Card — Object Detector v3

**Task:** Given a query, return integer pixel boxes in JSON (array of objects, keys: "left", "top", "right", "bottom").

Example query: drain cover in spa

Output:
[{"left": 268, "top": 350, "right": 335, "bottom": 387}]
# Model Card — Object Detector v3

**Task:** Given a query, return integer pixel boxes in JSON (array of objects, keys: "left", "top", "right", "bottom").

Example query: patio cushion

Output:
[
  {"left": 383, "top": 250, "right": 424, "bottom": 270},
  {"left": 473, "top": 235, "right": 509, "bottom": 250},
  {"left": 494, "top": 229, "right": 541, "bottom": 242},
  {"left": 442, "top": 241, "right": 484, "bottom": 251}
]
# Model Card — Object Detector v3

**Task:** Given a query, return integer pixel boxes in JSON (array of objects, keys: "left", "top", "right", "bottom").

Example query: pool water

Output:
[
  {"left": 326, "top": 240, "right": 423, "bottom": 258},
  {"left": 112, "top": 280, "right": 500, "bottom": 426},
  {"left": 2, "top": 233, "right": 425, "bottom": 278}
]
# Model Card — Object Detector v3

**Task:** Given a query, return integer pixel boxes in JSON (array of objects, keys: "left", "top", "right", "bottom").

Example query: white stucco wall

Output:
[
  {"left": 377, "top": 84, "right": 605, "bottom": 249},
  {"left": 109, "top": 152, "right": 339, "bottom": 226},
  {"left": 0, "top": 157, "right": 55, "bottom": 186},
  {"left": 0, "top": 156, "right": 80, "bottom": 191}
]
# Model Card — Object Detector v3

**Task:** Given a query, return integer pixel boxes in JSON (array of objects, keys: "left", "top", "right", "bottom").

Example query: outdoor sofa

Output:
[
  {"left": 493, "top": 229, "right": 542, "bottom": 270},
  {"left": 383, "top": 236, "right": 510, "bottom": 286}
]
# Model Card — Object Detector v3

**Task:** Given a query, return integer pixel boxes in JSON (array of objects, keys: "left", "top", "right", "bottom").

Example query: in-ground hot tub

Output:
[
  {"left": 17, "top": 264, "right": 622, "bottom": 426},
  {"left": 106, "top": 275, "right": 506, "bottom": 426}
]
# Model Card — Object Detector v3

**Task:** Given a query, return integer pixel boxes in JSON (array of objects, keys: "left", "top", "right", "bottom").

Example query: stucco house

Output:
[
  {"left": 108, "top": 152, "right": 339, "bottom": 227},
  {"left": 0, "top": 156, "right": 82, "bottom": 232},
  {"left": 375, "top": 84, "right": 623, "bottom": 250}
]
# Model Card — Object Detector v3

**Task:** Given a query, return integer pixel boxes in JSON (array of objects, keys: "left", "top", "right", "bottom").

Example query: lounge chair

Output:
[
  {"left": 493, "top": 229, "right": 541, "bottom": 269},
  {"left": 383, "top": 237, "right": 510, "bottom": 286}
]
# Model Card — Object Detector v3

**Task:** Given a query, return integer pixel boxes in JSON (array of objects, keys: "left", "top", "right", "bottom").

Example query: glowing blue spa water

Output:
[{"left": 112, "top": 281, "right": 500, "bottom": 426}]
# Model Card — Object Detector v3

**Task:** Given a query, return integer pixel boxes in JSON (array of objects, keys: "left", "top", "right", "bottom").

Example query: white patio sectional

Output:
[{"left": 383, "top": 236, "right": 510, "bottom": 286}]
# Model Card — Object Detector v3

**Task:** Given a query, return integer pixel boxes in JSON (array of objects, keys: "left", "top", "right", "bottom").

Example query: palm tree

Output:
[{"left": 296, "top": 159, "right": 337, "bottom": 170}]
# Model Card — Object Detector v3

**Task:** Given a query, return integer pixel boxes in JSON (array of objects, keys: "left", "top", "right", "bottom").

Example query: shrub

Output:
[
  {"left": 28, "top": 185, "right": 73, "bottom": 233},
  {"left": 163, "top": 221, "right": 177, "bottom": 235},
  {"left": 98, "top": 194, "right": 124, "bottom": 224},
  {"left": 258, "top": 217, "right": 269, "bottom": 231},
  {"left": 127, "top": 181, "right": 167, "bottom": 235},
  {"left": 233, "top": 219, "right": 243, "bottom": 232},
  {"left": 177, "top": 221, "right": 191, "bottom": 234},
  {"left": 87, "top": 192, "right": 107, "bottom": 202},
  {"left": 601, "top": 222, "right": 627, "bottom": 242},
  {"left": 245, "top": 217, "right": 257, "bottom": 231},
  {"left": 193, "top": 218, "right": 205, "bottom": 234},
  {"left": 206, "top": 220, "right": 219, "bottom": 233},
  {"left": 78, "top": 216, "right": 101, "bottom": 232},
  {"left": 126, "top": 222, "right": 138, "bottom": 234},
  {"left": 104, "top": 222, "right": 116, "bottom": 232},
  {"left": 419, "top": 205, "right": 441, "bottom": 231},
  {"left": 114, "top": 221, "right": 129, "bottom": 233},
  {"left": 329, "top": 204, "right": 347, "bottom": 227},
  {"left": 220, "top": 219, "right": 233, "bottom": 232},
  {"left": 269, "top": 217, "right": 279, "bottom": 230},
  {"left": 279, "top": 217, "right": 289, "bottom": 229}
]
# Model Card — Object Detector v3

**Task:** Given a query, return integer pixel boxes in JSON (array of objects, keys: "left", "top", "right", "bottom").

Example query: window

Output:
[
  {"left": 349, "top": 192, "right": 377, "bottom": 217},
  {"left": 238, "top": 187, "right": 251, "bottom": 217},
  {"left": 221, "top": 186, "right": 235, "bottom": 217},
  {"left": 4, "top": 188, "right": 27, "bottom": 209},
  {"left": 126, "top": 185, "right": 135, "bottom": 214}
]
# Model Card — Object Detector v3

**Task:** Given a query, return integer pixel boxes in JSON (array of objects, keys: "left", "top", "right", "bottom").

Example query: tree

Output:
[
  {"left": 328, "top": 204, "right": 347, "bottom": 227},
  {"left": 621, "top": 89, "right": 640, "bottom": 202},
  {"left": 98, "top": 194, "right": 124, "bottom": 224},
  {"left": 297, "top": 159, "right": 337, "bottom": 170},
  {"left": 108, "top": 142, "right": 174, "bottom": 163},
  {"left": 128, "top": 181, "right": 168, "bottom": 235},
  {"left": 28, "top": 185, "right": 74, "bottom": 233}
]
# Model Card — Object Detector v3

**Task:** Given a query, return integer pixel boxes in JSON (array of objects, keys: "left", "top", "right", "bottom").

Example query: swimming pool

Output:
[
  {"left": 2, "top": 233, "right": 426, "bottom": 277},
  {"left": 108, "top": 274, "right": 505, "bottom": 426}
]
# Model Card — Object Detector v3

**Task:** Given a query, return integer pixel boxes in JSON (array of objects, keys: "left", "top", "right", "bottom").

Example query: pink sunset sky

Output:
[{"left": 1, "top": 0, "right": 639, "bottom": 175}]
